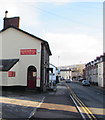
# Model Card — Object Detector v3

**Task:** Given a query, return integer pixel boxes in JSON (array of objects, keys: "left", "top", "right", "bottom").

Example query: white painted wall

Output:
[
  {"left": 60, "top": 71, "right": 66, "bottom": 79},
  {"left": 1, "top": 28, "right": 42, "bottom": 87},
  {"left": 7, "top": 62, "right": 19, "bottom": 86},
  {"left": 98, "top": 62, "right": 104, "bottom": 87},
  {"left": 0, "top": 62, "right": 19, "bottom": 86},
  {"left": 0, "top": 72, "right": 7, "bottom": 86}
]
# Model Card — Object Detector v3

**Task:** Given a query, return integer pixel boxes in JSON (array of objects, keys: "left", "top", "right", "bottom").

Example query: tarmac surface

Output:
[
  {"left": 1, "top": 82, "right": 82, "bottom": 119},
  {"left": 31, "top": 83, "right": 81, "bottom": 119},
  {"left": 1, "top": 88, "right": 46, "bottom": 119}
]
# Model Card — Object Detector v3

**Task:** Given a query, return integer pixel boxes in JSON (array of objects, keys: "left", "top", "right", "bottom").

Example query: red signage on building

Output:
[
  {"left": 20, "top": 49, "right": 37, "bottom": 55},
  {"left": 8, "top": 71, "right": 16, "bottom": 77}
]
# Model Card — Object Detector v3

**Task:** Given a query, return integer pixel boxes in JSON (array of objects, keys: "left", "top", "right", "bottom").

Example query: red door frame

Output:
[{"left": 27, "top": 66, "right": 37, "bottom": 88}]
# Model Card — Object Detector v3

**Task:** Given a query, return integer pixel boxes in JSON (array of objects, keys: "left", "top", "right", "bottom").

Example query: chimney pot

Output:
[{"left": 5, "top": 11, "right": 8, "bottom": 18}]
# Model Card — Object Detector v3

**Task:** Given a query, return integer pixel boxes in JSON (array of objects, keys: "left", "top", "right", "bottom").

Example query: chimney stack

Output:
[{"left": 3, "top": 11, "right": 20, "bottom": 29}]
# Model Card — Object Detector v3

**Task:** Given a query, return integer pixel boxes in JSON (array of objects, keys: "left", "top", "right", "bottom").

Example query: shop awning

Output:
[{"left": 0, "top": 59, "right": 19, "bottom": 71}]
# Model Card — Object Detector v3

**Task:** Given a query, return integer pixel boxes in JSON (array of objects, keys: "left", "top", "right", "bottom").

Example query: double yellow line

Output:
[{"left": 66, "top": 83, "right": 97, "bottom": 120}]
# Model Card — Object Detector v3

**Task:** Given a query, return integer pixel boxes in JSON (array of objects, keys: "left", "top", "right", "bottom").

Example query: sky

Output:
[{"left": 0, "top": 0, "right": 104, "bottom": 67}]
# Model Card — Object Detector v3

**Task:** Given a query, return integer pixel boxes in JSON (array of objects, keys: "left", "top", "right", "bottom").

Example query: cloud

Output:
[
  {"left": 0, "top": 2, "right": 40, "bottom": 29},
  {"left": 44, "top": 33, "right": 103, "bottom": 66},
  {"left": 0, "top": 0, "right": 103, "bottom": 67}
]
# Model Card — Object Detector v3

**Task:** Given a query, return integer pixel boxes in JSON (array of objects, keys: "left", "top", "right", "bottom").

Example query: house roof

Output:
[
  {"left": 0, "top": 59, "right": 19, "bottom": 71},
  {"left": 0, "top": 26, "right": 52, "bottom": 55}
]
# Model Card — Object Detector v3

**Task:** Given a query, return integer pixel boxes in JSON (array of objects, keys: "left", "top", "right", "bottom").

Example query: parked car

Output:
[
  {"left": 60, "top": 77, "right": 65, "bottom": 81},
  {"left": 65, "top": 79, "right": 71, "bottom": 83},
  {"left": 82, "top": 80, "right": 90, "bottom": 86},
  {"left": 78, "top": 78, "right": 84, "bottom": 81}
]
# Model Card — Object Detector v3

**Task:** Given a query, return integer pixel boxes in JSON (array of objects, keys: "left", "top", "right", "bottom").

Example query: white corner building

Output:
[{"left": 0, "top": 16, "right": 52, "bottom": 91}]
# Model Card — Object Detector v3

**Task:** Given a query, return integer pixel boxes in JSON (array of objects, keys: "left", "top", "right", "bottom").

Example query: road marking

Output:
[
  {"left": 71, "top": 92, "right": 92, "bottom": 119},
  {"left": 65, "top": 83, "right": 97, "bottom": 120},
  {"left": 74, "top": 96, "right": 97, "bottom": 119},
  {"left": 0, "top": 97, "right": 41, "bottom": 107},
  {"left": 28, "top": 96, "right": 46, "bottom": 119},
  {"left": 70, "top": 95, "right": 86, "bottom": 120},
  {"left": 73, "top": 94, "right": 95, "bottom": 120}
]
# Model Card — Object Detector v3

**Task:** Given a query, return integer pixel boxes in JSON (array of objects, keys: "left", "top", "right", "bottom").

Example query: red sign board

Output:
[
  {"left": 8, "top": 71, "right": 16, "bottom": 77},
  {"left": 20, "top": 49, "right": 37, "bottom": 55}
]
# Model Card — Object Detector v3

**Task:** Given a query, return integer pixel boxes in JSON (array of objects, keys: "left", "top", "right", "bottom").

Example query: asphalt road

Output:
[
  {"left": 1, "top": 89, "right": 46, "bottom": 119},
  {"left": 1, "top": 81, "right": 104, "bottom": 119},
  {"left": 68, "top": 81, "right": 105, "bottom": 119},
  {"left": 31, "top": 83, "right": 81, "bottom": 119},
  {"left": 1, "top": 83, "right": 82, "bottom": 119}
]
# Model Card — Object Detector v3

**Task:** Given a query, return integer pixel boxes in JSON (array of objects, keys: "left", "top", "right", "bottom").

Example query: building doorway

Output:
[{"left": 27, "top": 66, "right": 37, "bottom": 88}]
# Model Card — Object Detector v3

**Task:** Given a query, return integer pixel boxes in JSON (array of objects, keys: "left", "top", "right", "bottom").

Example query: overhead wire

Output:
[{"left": 30, "top": 4, "right": 102, "bottom": 29}]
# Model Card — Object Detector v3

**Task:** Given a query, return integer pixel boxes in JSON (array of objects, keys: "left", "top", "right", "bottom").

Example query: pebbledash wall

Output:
[{"left": 0, "top": 16, "right": 51, "bottom": 91}]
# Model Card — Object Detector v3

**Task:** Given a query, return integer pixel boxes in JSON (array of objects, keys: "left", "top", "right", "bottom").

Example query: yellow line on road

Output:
[
  {"left": 65, "top": 83, "right": 97, "bottom": 120},
  {"left": 74, "top": 95, "right": 97, "bottom": 119},
  {"left": 71, "top": 92, "right": 93, "bottom": 119},
  {"left": 73, "top": 94, "right": 95, "bottom": 120},
  {"left": 0, "top": 96, "right": 79, "bottom": 113}
]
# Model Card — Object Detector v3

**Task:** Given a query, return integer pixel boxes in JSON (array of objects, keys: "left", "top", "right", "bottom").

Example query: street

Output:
[
  {"left": 0, "top": 2, "right": 104, "bottom": 120},
  {"left": 67, "top": 81, "right": 105, "bottom": 119},
  {"left": 31, "top": 82, "right": 81, "bottom": 119},
  {"left": 1, "top": 81, "right": 105, "bottom": 119},
  {"left": 1, "top": 89, "right": 46, "bottom": 119}
]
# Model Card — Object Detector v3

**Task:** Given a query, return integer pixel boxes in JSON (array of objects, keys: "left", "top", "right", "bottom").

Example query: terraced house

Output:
[
  {"left": 84, "top": 53, "right": 105, "bottom": 88},
  {"left": 0, "top": 14, "right": 52, "bottom": 91}
]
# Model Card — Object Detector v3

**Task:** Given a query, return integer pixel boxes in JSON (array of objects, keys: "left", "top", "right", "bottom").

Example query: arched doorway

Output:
[{"left": 27, "top": 66, "right": 37, "bottom": 88}]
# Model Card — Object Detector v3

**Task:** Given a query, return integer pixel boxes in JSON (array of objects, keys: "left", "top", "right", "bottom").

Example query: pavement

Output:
[
  {"left": 1, "top": 88, "right": 46, "bottom": 119},
  {"left": 1, "top": 82, "right": 82, "bottom": 119},
  {"left": 1, "top": 81, "right": 105, "bottom": 119},
  {"left": 30, "top": 83, "right": 82, "bottom": 119}
]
